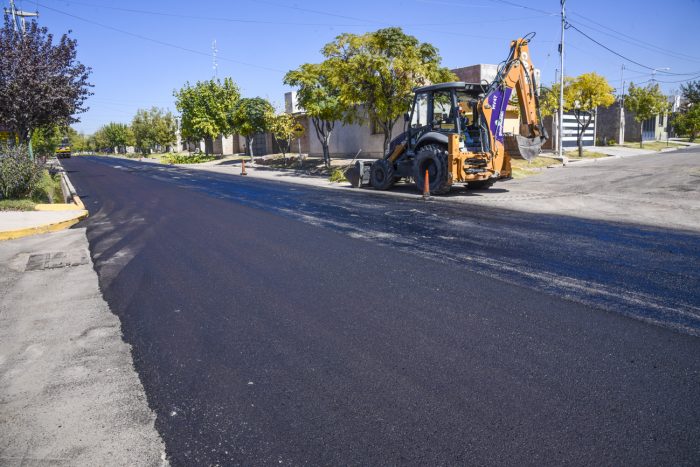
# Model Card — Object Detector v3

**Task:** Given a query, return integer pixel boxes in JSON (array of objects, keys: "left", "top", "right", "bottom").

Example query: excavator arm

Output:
[{"left": 479, "top": 33, "right": 547, "bottom": 167}]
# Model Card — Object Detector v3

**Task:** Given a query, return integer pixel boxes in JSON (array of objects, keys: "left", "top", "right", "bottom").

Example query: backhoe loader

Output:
[{"left": 347, "top": 33, "right": 547, "bottom": 194}]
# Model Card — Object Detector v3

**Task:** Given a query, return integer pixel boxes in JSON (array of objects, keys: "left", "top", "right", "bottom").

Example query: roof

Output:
[{"left": 413, "top": 81, "right": 486, "bottom": 94}]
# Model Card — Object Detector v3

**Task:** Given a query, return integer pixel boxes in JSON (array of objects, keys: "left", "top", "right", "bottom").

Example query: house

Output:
[{"left": 596, "top": 100, "right": 669, "bottom": 145}]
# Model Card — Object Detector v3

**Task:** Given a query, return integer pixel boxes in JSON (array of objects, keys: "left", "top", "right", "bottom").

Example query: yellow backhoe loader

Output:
[{"left": 347, "top": 33, "right": 547, "bottom": 194}]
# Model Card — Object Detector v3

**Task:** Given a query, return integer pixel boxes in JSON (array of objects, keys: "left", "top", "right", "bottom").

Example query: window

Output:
[
  {"left": 411, "top": 93, "right": 429, "bottom": 128},
  {"left": 431, "top": 91, "right": 455, "bottom": 130}
]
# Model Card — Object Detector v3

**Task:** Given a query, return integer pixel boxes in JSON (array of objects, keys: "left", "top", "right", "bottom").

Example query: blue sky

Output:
[{"left": 7, "top": 0, "right": 700, "bottom": 134}]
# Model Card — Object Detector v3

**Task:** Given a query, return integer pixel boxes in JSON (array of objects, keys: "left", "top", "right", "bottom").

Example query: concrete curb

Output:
[
  {"left": 0, "top": 161, "right": 89, "bottom": 241},
  {"left": 0, "top": 211, "right": 88, "bottom": 241}
]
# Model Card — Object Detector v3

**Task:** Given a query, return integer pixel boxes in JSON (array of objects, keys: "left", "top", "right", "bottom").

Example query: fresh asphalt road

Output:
[{"left": 63, "top": 155, "right": 700, "bottom": 465}]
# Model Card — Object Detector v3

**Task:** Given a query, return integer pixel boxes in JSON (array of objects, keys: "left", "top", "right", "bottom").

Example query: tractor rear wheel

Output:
[
  {"left": 369, "top": 159, "right": 397, "bottom": 190},
  {"left": 413, "top": 144, "right": 451, "bottom": 195}
]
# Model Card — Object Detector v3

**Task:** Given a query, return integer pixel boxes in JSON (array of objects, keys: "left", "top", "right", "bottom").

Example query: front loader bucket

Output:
[
  {"left": 514, "top": 135, "right": 544, "bottom": 161},
  {"left": 344, "top": 160, "right": 372, "bottom": 187}
]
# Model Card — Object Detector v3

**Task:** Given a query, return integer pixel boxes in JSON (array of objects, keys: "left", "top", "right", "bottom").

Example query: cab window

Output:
[
  {"left": 431, "top": 91, "right": 455, "bottom": 131},
  {"left": 411, "top": 92, "right": 429, "bottom": 128}
]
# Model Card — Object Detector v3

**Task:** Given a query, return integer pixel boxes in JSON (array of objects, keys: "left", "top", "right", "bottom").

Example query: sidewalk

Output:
[
  {"left": 0, "top": 161, "right": 88, "bottom": 241},
  {"left": 0, "top": 228, "right": 168, "bottom": 465}
]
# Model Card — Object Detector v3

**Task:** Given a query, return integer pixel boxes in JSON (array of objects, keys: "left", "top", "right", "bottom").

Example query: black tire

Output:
[
  {"left": 467, "top": 179, "right": 494, "bottom": 190},
  {"left": 369, "top": 159, "right": 397, "bottom": 190},
  {"left": 413, "top": 144, "right": 451, "bottom": 195}
]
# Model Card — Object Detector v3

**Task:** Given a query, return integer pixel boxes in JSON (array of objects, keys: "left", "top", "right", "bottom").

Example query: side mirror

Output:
[{"left": 404, "top": 112, "right": 410, "bottom": 122}]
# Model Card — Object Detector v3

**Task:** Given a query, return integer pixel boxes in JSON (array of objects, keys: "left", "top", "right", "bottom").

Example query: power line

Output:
[
  {"left": 482, "top": 0, "right": 556, "bottom": 15},
  {"left": 569, "top": 11, "right": 700, "bottom": 64},
  {"left": 55, "top": 0, "right": 368, "bottom": 27},
  {"left": 565, "top": 21, "right": 700, "bottom": 76},
  {"left": 36, "top": 2, "right": 287, "bottom": 73}
]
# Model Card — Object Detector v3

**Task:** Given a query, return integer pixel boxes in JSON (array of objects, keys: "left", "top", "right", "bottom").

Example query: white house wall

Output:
[{"left": 307, "top": 116, "right": 405, "bottom": 159}]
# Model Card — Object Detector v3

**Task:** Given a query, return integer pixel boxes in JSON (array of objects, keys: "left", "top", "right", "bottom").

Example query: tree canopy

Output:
[
  {"left": 267, "top": 112, "right": 298, "bottom": 161},
  {"left": 174, "top": 77, "right": 240, "bottom": 144},
  {"left": 322, "top": 27, "right": 456, "bottom": 153},
  {"left": 229, "top": 97, "right": 274, "bottom": 158},
  {"left": 0, "top": 15, "right": 92, "bottom": 151},
  {"left": 680, "top": 80, "right": 700, "bottom": 107},
  {"left": 131, "top": 107, "right": 177, "bottom": 154},
  {"left": 625, "top": 82, "right": 669, "bottom": 147},
  {"left": 101, "top": 122, "right": 134, "bottom": 153},
  {"left": 626, "top": 83, "right": 669, "bottom": 123},
  {"left": 284, "top": 62, "right": 346, "bottom": 167}
]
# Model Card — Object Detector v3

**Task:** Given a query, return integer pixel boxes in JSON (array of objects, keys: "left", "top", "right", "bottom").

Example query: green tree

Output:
[
  {"left": 284, "top": 62, "right": 346, "bottom": 168},
  {"left": 174, "top": 77, "right": 240, "bottom": 155},
  {"left": 101, "top": 122, "right": 134, "bottom": 153},
  {"left": 672, "top": 104, "right": 700, "bottom": 141},
  {"left": 30, "top": 125, "right": 63, "bottom": 158},
  {"left": 230, "top": 97, "right": 274, "bottom": 162},
  {"left": 0, "top": 15, "right": 92, "bottom": 159},
  {"left": 67, "top": 127, "right": 88, "bottom": 153},
  {"left": 131, "top": 107, "right": 176, "bottom": 154},
  {"left": 538, "top": 74, "right": 615, "bottom": 155},
  {"left": 268, "top": 112, "right": 298, "bottom": 164},
  {"left": 322, "top": 27, "right": 456, "bottom": 154},
  {"left": 680, "top": 80, "right": 700, "bottom": 107},
  {"left": 565, "top": 73, "right": 615, "bottom": 157},
  {"left": 625, "top": 83, "right": 670, "bottom": 148}
]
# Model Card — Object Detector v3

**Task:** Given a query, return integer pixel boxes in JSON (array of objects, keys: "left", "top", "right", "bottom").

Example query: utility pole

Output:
[
  {"left": 212, "top": 39, "right": 218, "bottom": 78},
  {"left": 4, "top": 0, "right": 38, "bottom": 34},
  {"left": 558, "top": 0, "right": 567, "bottom": 164},
  {"left": 651, "top": 67, "right": 670, "bottom": 83},
  {"left": 619, "top": 64, "right": 625, "bottom": 145}
]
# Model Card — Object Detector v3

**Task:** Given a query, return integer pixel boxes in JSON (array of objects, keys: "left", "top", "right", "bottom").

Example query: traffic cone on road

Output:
[
  {"left": 241, "top": 159, "right": 247, "bottom": 176},
  {"left": 423, "top": 169, "right": 430, "bottom": 199}
]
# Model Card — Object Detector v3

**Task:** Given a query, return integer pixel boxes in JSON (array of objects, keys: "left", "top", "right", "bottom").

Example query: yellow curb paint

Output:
[
  {"left": 34, "top": 203, "right": 83, "bottom": 211},
  {"left": 72, "top": 194, "right": 86, "bottom": 210},
  {"left": 0, "top": 210, "right": 88, "bottom": 242}
]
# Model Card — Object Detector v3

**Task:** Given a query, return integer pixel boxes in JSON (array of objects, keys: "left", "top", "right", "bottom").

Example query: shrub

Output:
[
  {"left": 329, "top": 167, "right": 347, "bottom": 183},
  {"left": 163, "top": 153, "right": 218, "bottom": 164},
  {"left": 0, "top": 146, "right": 43, "bottom": 199}
]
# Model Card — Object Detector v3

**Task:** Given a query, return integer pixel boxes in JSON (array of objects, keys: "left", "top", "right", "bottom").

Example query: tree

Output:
[
  {"left": 680, "top": 80, "right": 700, "bottom": 108},
  {"left": 230, "top": 97, "right": 274, "bottom": 162},
  {"left": 625, "top": 83, "right": 670, "bottom": 148},
  {"left": 131, "top": 107, "right": 176, "bottom": 154},
  {"left": 101, "top": 122, "right": 134, "bottom": 153},
  {"left": 67, "top": 127, "right": 88, "bottom": 153},
  {"left": 284, "top": 62, "right": 346, "bottom": 168},
  {"left": 174, "top": 78, "right": 240, "bottom": 154},
  {"left": 267, "top": 112, "right": 298, "bottom": 164},
  {"left": 0, "top": 15, "right": 92, "bottom": 159},
  {"left": 30, "top": 125, "right": 63, "bottom": 158},
  {"left": 672, "top": 104, "right": 700, "bottom": 141},
  {"left": 558, "top": 73, "right": 614, "bottom": 156},
  {"left": 323, "top": 27, "right": 456, "bottom": 155}
]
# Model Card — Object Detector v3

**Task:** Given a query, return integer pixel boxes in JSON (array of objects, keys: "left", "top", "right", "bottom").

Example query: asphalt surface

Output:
[{"left": 63, "top": 155, "right": 700, "bottom": 465}]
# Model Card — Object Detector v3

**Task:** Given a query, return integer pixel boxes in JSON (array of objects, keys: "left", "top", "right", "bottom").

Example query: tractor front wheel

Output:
[{"left": 413, "top": 145, "right": 451, "bottom": 195}]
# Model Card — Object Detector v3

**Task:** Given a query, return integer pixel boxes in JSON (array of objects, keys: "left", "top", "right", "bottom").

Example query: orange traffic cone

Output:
[
  {"left": 423, "top": 169, "right": 430, "bottom": 199},
  {"left": 241, "top": 159, "right": 247, "bottom": 176}
]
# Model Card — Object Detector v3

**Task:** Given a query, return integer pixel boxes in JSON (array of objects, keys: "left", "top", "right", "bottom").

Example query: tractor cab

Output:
[{"left": 400, "top": 82, "right": 487, "bottom": 157}]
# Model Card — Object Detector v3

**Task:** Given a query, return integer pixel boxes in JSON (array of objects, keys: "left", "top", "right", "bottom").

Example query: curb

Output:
[
  {"left": 0, "top": 160, "right": 89, "bottom": 242},
  {"left": 0, "top": 210, "right": 88, "bottom": 241}
]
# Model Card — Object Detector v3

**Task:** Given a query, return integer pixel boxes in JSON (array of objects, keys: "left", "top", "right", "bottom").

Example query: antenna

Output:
[
  {"left": 4, "top": 0, "right": 39, "bottom": 34},
  {"left": 212, "top": 39, "right": 218, "bottom": 78}
]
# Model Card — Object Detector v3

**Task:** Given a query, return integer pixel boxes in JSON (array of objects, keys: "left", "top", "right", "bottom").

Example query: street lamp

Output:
[{"left": 651, "top": 67, "right": 670, "bottom": 83}]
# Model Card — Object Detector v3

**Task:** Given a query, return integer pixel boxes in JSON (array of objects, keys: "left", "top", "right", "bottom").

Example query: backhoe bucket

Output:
[{"left": 514, "top": 135, "right": 544, "bottom": 161}]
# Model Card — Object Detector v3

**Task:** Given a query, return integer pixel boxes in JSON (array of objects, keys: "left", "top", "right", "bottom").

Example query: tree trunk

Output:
[
  {"left": 322, "top": 137, "right": 330, "bottom": 169},
  {"left": 640, "top": 126, "right": 644, "bottom": 148},
  {"left": 247, "top": 136, "right": 254, "bottom": 165}
]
